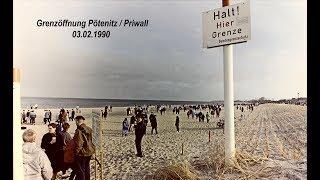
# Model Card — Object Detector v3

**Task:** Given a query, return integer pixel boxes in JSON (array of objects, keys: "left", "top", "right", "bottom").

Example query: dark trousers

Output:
[
  {"left": 75, "top": 155, "right": 91, "bottom": 180},
  {"left": 135, "top": 136, "right": 143, "bottom": 155},
  {"left": 151, "top": 126, "right": 158, "bottom": 134},
  {"left": 176, "top": 125, "right": 179, "bottom": 132}
]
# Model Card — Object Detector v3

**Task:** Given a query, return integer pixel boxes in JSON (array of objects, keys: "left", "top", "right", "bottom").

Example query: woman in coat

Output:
[{"left": 23, "top": 129, "right": 52, "bottom": 180}]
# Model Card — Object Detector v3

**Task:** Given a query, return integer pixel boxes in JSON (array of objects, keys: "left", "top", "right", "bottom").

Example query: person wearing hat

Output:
[{"left": 73, "top": 116, "right": 95, "bottom": 180}]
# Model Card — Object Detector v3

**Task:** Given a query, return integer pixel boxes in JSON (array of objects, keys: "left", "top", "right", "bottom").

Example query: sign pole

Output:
[
  {"left": 13, "top": 68, "right": 23, "bottom": 180},
  {"left": 222, "top": 0, "right": 236, "bottom": 165},
  {"left": 100, "top": 115, "right": 103, "bottom": 180}
]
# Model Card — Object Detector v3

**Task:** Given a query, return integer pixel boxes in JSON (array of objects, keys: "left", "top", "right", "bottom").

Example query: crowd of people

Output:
[
  {"left": 22, "top": 102, "right": 258, "bottom": 179},
  {"left": 21, "top": 110, "right": 38, "bottom": 124},
  {"left": 21, "top": 108, "right": 79, "bottom": 125},
  {"left": 23, "top": 109, "right": 95, "bottom": 180}
]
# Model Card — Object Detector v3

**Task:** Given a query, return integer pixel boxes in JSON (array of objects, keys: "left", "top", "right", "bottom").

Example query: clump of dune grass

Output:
[
  {"left": 152, "top": 162, "right": 200, "bottom": 180},
  {"left": 152, "top": 148, "right": 276, "bottom": 180},
  {"left": 191, "top": 147, "right": 277, "bottom": 179}
]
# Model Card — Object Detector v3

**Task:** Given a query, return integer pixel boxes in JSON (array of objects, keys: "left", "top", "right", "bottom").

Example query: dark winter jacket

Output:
[
  {"left": 41, "top": 132, "right": 61, "bottom": 171},
  {"left": 134, "top": 121, "right": 146, "bottom": 138},
  {"left": 149, "top": 114, "right": 157, "bottom": 127},
  {"left": 73, "top": 124, "right": 95, "bottom": 157}
]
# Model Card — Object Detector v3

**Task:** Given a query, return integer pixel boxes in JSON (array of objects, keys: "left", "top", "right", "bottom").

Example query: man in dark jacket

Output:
[
  {"left": 149, "top": 112, "right": 158, "bottom": 134},
  {"left": 73, "top": 116, "right": 95, "bottom": 180},
  {"left": 175, "top": 116, "right": 180, "bottom": 132},
  {"left": 134, "top": 116, "right": 146, "bottom": 157},
  {"left": 41, "top": 123, "right": 62, "bottom": 180}
]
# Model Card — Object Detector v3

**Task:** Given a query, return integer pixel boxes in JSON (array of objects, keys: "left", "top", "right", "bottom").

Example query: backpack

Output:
[{"left": 79, "top": 129, "right": 96, "bottom": 157}]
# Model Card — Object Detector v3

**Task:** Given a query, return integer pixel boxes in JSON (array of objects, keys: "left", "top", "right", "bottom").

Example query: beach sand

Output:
[{"left": 22, "top": 103, "right": 307, "bottom": 179}]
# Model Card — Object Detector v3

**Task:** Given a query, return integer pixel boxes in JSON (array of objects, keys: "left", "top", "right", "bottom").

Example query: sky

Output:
[{"left": 13, "top": 0, "right": 307, "bottom": 101}]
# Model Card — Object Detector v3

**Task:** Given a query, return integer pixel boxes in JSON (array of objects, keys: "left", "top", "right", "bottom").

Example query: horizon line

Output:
[
  {"left": 21, "top": 96, "right": 306, "bottom": 102},
  {"left": 21, "top": 96, "right": 215, "bottom": 102}
]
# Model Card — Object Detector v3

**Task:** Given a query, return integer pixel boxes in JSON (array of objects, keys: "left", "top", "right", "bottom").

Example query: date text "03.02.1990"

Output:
[{"left": 72, "top": 31, "right": 111, "bottom": 38}]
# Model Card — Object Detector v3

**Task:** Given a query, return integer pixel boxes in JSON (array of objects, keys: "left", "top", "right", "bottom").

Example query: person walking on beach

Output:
[
  {"left": 73, "top": 116, "right": 95, "bottom": 180},
  {"left": 149, "top": 112, "right": 158, "bottom": 134},
  {"left": 206, "top": 112, "right": 211, "bottom": 123},
  {"left": 59, "top": 109, "right": 68, "bottom": 124},
  {"left": 211, "top": 110, "right": 215, "bottom": 118},
  {"left": 56, "top": 109, "right": 67, "bottom": 134},
  {"left": 175, "top": 116, "right": 180, "bottom": 132},
  {"left": 22, "top": 110, "right": 26, "bottom": 124},
  {"left": 122, "top": 118, "right": 129, "bottom": 136},
  {"left": 216, "top": 108, "right": 220, "bottom": 118},
  {"left": 198, "top": 112, "right": 203, "bottom": 122},
  {"left": 202, "top": 113, "right": 205, "bottom": 122},
  {"left": 71, "top": 109, "right": 75, "bottom": 121},
  {"left": 48, "top": 110, "right": 52, "bottom": 123},
  {"left": 41, "top": 123, "right": 60, "bottom": 180},
  {"left": 29, "top": 110, "right": 36, "bottom": 125},
  {"left": 187, "top": 109, "right": 190, "bottom": 119},
  {"left": 23, "top": 129, "right": 53, "bottom": 180},
  {"left": 134, "top": 116, "right": 146, "bottom": 157},
  {"left": 103, "top": 110, "right": 108, "bottom": 119},
  {"left": 44, "top": 110, "right": 50, "bottom": 124}
]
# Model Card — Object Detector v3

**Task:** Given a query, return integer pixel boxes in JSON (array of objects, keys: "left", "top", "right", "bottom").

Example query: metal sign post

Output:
[
  {"left": 13, "top": 68, "right": 23, "bottom": 180},
  {"left": 202, "top": 0, "right": 251, "bottom": 165},
  {"left": 223, "top": 43, "right": 235, "bottom": 165},
  {"left": 223, "top": 0, "right": 236, "bottom": 166}
]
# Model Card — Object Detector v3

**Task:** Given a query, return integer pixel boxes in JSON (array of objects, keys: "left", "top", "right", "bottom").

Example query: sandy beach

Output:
[{"left": 22, "top": 103, "right": 307, "bottom": 179}]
